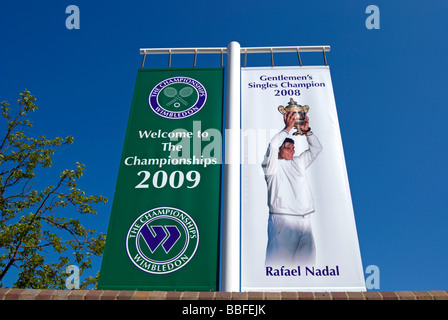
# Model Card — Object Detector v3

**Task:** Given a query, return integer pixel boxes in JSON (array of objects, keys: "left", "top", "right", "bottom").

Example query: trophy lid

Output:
[{"left": 286, "top": 98, "right": 298, "bottom": 106}]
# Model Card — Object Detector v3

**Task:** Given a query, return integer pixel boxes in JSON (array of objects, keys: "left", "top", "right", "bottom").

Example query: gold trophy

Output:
[{"left": 278, "top": 98, "right": 310, "bottom": 136}]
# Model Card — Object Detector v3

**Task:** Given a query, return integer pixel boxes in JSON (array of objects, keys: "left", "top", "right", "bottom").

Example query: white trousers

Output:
[{"left": 265, "top": 213, "right": 315, "bottom": 266}]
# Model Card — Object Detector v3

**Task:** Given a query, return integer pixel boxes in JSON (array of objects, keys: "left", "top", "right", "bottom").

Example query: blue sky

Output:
[{"left": 1, "top": 0, "right": 447, "bottom": 292}]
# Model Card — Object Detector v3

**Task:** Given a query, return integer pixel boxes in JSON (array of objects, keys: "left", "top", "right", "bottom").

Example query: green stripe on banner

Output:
[{"left": 98, "top": 68, "right": 224, "bottom": 291}]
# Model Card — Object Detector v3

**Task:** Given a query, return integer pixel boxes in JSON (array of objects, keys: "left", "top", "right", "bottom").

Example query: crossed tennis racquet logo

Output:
[{"left": 163, "top": 86, "right": 194, "bottom": 108}]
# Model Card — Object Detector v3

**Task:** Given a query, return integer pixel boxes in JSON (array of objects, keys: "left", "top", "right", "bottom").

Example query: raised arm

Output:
[{"left": 262, "top": 112, "right": 296, "bottom": 175}]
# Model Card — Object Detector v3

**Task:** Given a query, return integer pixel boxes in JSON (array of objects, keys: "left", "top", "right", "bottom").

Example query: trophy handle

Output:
[
  {"left": 304, "top": 105, "right": 310, "bottom": 113},
  {"left": 278, "top": 105, "right": 286, "bottom": 114}
]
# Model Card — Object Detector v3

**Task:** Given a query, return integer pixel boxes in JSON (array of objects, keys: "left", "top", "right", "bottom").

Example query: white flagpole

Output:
[{"left": 221, "top": 41, "right": 241, "bottom": 292}]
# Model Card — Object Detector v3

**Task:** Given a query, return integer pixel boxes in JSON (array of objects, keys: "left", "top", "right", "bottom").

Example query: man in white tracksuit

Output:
[{"left": 263, "top": 112, "right": 322, "bottom": 266}]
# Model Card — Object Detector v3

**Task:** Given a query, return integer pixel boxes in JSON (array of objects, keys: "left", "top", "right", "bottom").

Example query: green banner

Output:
[{"left": 98, "top": 68, "right": 224, "bottom": 291}]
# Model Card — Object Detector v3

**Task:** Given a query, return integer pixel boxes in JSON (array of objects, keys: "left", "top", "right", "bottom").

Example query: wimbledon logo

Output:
[
  {"left": 148, "top": 77, "right": 207, "bottom": 119},
  {"left": 126, "top": 207, "right": 199, "bottom": 274}
]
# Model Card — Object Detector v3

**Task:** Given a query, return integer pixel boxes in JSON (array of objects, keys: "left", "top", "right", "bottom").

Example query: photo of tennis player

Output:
[{"left": 262, "top": 110, "right": 322, "bottom": 266}]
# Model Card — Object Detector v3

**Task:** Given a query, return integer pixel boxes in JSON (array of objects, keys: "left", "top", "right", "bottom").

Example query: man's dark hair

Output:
[{"left": 280, "top": 138, "right": 295, "bottom": 149}]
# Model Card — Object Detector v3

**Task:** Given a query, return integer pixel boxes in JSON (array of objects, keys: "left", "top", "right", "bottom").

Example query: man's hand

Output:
[
  {"left": 283, "top": 112, "right": 296, "bottom": 132},
  {"left": 300, "top": 115, "right": 310, "bottom": 132}
]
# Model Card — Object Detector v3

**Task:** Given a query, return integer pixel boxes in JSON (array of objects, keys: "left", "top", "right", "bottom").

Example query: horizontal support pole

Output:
[
  {"left": 241, "top": 46, "right": 330, "bottom": 53},
  {"left": 139, "top": 45, "right": 330, "bottom": 55},
  {"left": 140, "top": 48, "right": 227, "bottom": 55}
]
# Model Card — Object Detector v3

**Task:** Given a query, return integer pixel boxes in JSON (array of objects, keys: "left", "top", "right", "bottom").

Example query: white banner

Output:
[{"left": 241, "top": 66, "right": 365, "bottom": 292}]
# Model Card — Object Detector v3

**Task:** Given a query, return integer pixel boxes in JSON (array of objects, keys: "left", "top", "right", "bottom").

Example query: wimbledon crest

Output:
[
  {"left": 149, "top": 77, "right": 207, "bottom": 119},
  {"left": 126, "top": 207, "right": 199, "bottom": 274}
]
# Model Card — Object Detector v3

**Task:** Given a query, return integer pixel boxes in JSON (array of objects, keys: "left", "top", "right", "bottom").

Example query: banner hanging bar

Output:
[
  {"left": 139, "top": 45, "right": 330, "bottom": 68},
  {"left": 140, "top": 47, "right": 228, "bottom": 55},
  {"left": 241, "top": 45, "right": 330, "bottom": 54},
  {"left": 139, "top": 45, "right": 330, "bottom": 55}
]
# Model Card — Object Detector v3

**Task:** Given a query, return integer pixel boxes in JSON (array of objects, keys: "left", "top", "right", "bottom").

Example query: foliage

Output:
[{"left": 0, "top": 90, "right": 107, "bottom": 289}]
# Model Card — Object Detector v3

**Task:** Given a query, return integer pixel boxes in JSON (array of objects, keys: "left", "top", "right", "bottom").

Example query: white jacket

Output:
[{"left": 263, "top": 130, "right": 322, "bottom": 216}]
